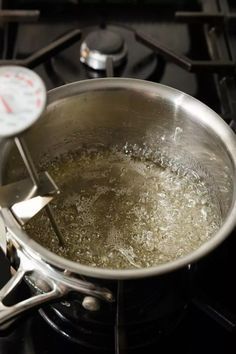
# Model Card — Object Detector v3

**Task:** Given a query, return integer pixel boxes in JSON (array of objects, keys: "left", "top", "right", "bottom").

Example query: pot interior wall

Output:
[{"left": 4, "top": 88, "right": 234, "bottom": 219}]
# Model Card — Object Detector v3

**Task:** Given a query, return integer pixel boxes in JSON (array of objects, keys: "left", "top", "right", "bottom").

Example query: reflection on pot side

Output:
[{"left": 25, "top": 144, "right": 222, "bottom": 269}]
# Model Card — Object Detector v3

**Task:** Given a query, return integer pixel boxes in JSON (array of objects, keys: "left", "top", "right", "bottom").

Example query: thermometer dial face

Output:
[{"left": 0, "top": 66, "right": 47, "bottom": 138}]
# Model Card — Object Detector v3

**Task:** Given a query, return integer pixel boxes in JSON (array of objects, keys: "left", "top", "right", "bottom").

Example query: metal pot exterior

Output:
[{"left": 1, "top": 78, "right": 236, "bottom": 327}]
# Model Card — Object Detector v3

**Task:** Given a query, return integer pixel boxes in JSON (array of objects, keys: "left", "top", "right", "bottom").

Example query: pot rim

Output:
[{"left": 2, "top": 78, "right": 236, "bottom": 280}]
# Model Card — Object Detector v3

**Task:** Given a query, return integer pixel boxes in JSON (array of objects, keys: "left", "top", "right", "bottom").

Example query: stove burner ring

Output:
[
  {"left": 80, "top": 29, "right": 127, "bottom": 70},
  {"left": 52, "top": 25, "right": 158, "bottom": 82}
]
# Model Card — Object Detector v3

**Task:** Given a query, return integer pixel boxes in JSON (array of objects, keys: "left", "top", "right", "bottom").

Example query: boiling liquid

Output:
[{"left": 25, "top": 146, "right": 222, "bottom": 269}]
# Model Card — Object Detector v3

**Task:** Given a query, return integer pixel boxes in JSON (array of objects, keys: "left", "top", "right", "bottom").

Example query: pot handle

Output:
[
  {"left": 0, "top": 236, "right": 114, "bottom": 330},
  {"left": 0, "top": 249, "right": 62, "bottom": 329}
]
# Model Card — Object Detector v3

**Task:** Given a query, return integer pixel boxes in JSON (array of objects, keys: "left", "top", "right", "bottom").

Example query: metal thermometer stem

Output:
[
  {"left": 14, "top": 136, "right": 64, "bottom": 246},
  {"left": 14, "top": 136, "right": 65, "bottom": 247},
  {"left": 14, "top": 137, "right": 39, "bottom": 186}
]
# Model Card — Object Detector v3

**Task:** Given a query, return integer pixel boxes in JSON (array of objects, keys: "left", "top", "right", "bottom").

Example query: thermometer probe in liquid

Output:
[{"left": 0, "top": 66, "right": 64, "bottom": 246}]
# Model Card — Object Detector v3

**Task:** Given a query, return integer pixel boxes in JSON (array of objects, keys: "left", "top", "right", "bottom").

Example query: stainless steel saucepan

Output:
[{"left": 0, "top": 78, "right": 236, "bottom": 328}]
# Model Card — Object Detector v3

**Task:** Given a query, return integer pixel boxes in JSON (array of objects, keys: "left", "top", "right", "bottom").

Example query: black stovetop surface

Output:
[{"left": 1, "top": 0, "right": 236, "bottom": 353}]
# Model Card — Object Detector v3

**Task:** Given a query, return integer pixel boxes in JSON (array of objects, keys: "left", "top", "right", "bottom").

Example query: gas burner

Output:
[
  {"left": 80, "top": 29, "right": 127, "bottom": 70},
  {"left": 39, "top": 303, "right": 186, "bottom": 352},
  {"left": 52, "top": 25, "right": 158, "bottom": 81},
  {"left": 38, "top": 273, "right": 189, "bottom": 352}
]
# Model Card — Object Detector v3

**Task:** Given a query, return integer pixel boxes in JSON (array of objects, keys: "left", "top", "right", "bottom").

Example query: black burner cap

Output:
[{"left": 85, "top": 29, "right": 124, "bottom": 54}]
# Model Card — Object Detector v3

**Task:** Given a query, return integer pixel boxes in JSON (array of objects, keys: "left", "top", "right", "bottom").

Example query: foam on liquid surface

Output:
[{"left": 25, "top": 145, "right": 222, "bottom": 269}]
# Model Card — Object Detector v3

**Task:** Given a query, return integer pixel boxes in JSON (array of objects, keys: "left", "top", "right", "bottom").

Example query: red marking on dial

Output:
[
  {"left": 36, "top": 98, "right": 41, "bottom": 107},
  {"left": 26, "top": 79, "right": 34, "bottom": 87},
  {"left": 16, "top": 75, "right": 24, "bottom": 81},
  {"left": 0, "top": 96, "right": 13, "bottom": 114}
]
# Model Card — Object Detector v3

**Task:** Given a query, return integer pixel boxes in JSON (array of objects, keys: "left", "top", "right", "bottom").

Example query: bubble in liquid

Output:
[
  {"left": 173, "top": 127, "right": 183, "bottom": 142},
  {"left": 25, "top": 144, "right": 222, "bottom": 270}
]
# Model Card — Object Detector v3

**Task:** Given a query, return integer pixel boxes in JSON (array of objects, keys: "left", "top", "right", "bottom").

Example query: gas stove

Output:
[{"left": 0, "top": 0, "right": 236, "bottom": 353}]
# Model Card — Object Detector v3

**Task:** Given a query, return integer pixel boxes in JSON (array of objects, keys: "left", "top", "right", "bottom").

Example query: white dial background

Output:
[{"left": 0, "top": 66, "right": 47, "bottom": 138}]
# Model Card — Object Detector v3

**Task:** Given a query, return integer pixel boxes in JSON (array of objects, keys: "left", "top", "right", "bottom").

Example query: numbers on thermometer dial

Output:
[{"left": 0, "top": 66, "right": 47, "bottom": 138}]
